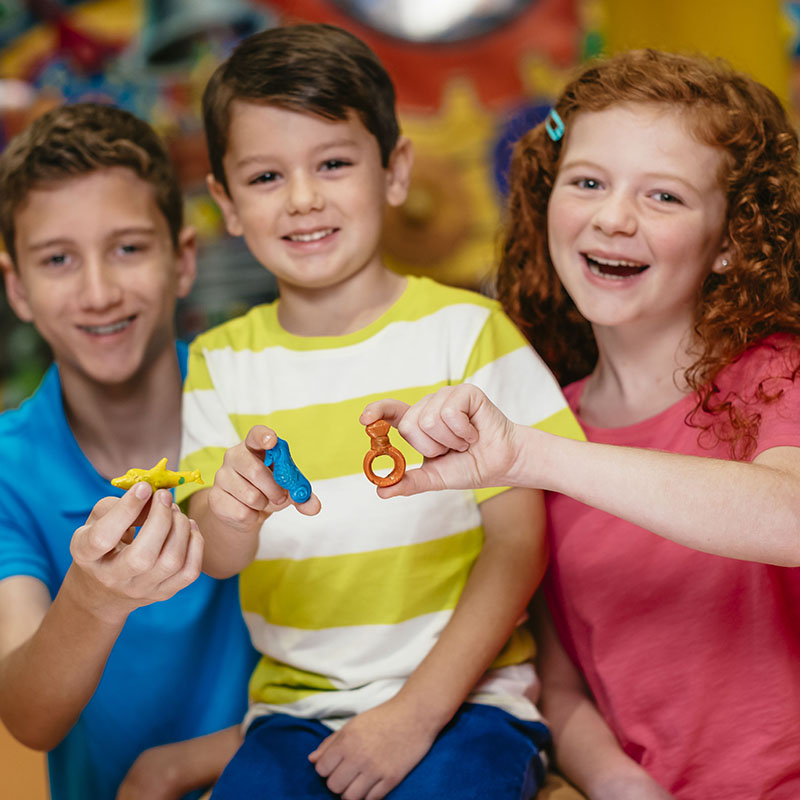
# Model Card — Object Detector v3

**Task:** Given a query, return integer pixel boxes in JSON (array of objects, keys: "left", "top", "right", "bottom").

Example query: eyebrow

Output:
[
  {"left": 26, "top": 226, "right": 158, "bottom": 251},
  {"left": 559, "top": 160, "right": 703, "bottom": 192},
  {"left": 232, "top": 138, "right": 361, "bottom": 170}
]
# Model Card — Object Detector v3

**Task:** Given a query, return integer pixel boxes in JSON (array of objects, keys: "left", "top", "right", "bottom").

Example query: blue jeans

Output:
[{"left": 211, "top": 702, "right": 551, "bottom": 799}]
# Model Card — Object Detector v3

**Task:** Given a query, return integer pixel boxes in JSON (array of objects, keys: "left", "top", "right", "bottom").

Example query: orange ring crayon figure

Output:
[{"left": 363, "top": 419, "right": 406, "bottom": 487}]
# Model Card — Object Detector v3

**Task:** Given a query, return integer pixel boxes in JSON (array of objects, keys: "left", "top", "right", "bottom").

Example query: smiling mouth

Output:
[
  {"left": 284, "top": 228, "right": 337, "bottom": 243},
  {"left": 584, "top": 254, "right": 649, "bottom": 280},
  {"left": 79, "top": 316, "right": 135, "bottom": 336}
]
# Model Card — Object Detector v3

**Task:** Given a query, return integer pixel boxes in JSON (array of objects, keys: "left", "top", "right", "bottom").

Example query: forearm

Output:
[
  {"left": 395, "top": 489, "right": 546, "bottom": 730},
  {"left": 542, "top": 682, "right": 654, "bottom": 798},
  {"left": 533, "top": 599, "right": 671, "bottom": 800},
  {"left": 189, "top": 489, "right": 260, "bottom": 578},
  {"left": 170, "top": 725, "right": 243, "bottom": 792},
  {"left": 0, "top": 570, "right": 125, "bottom": 749},
  {"left": 521, "top": 429, "right": 800, "bottom": 565},
  {"left": 129, "top": 724, "right": 243, "bottom": 798}
]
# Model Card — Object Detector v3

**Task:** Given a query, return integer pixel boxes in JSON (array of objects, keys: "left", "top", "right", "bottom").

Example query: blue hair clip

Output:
[{"left": 545, "top": 108, "right": 564, "bottom": 142}]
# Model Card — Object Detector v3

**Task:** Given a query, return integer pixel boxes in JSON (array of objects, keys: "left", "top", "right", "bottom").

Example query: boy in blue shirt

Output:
[
  {"left": 0, "top": 103, "right": 256, "bottom": 800},
  {"left": 179, "top": 23, "right": 583, "bottom": 800}
]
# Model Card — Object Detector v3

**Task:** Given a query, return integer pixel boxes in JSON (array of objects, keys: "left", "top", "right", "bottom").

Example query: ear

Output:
[
  {"left": 0, "top": 251, "right": 34, "bottom": 323},
  {"left": 174, "top": 226, "right": 198, "bottom": 299},
  {"left": 385, "top": 136, "right": 414, "bottom": 208},
  {"left": 206, "top": 174, "right": 244, "bottom": 237}
]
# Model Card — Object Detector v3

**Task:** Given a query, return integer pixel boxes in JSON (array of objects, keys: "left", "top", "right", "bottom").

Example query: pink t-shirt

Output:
[{"left": 545, "top": 336, "right": 800, "bottom": 799}]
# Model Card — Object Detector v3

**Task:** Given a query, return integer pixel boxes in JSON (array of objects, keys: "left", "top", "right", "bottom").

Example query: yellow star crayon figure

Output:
[{"left": 111, "top": 458, "right": 203, "bottom": 491}]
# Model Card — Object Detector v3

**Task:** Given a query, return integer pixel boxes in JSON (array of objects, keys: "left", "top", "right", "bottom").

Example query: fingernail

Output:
[
  {"left": 189, "top": 519, "right": 199, "bottom": 532},
  {"left": 134, "top": 482, "right": 152, "bottom": 499},
  {"left": 158, "top": 490, "right": 172, "bottom": 507}
]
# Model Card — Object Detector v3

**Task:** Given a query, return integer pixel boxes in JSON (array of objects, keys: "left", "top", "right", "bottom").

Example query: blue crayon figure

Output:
[{"left": 263, "top": 437, "right": 312, "bottom": 503}]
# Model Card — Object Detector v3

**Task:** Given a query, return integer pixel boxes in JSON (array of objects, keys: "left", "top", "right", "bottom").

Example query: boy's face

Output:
[
  {"left": 1, "top": 167, "right": 196, "bottom": 388},
  {"left": 208, "top": 101, "right": 411, "bottom": 294}
]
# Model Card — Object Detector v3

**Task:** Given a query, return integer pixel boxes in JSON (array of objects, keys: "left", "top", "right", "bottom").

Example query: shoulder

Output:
[
  {"left": 717, "top": 334, "right": 800, "bottom": 396},
  {"left": 406, "top": 276, "right": 500, "bottom": 313},
  {"left": 400, "top": 277, "right": 514, "bottom": 342},
  {"left": 189, "top": 303, "right": 276, "bottom": 354},
  {"left": 0, "top": 367, "right": 58, "bottom": 452}
]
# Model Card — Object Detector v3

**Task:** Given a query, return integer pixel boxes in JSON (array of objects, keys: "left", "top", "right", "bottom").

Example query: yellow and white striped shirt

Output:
[{"left": 178, "top": 276, "right": 583, "bottom": 729}]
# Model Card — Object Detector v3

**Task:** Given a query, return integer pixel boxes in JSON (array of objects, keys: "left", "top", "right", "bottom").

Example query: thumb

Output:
[
  {"left": 72, "top": 482, "right": 154, "bottom": 561},
  {"left": 376, "top": 463, "right": 446, "bottom": 499},
  {"left": 245, "top": 424, "right": 278, "bottom": 455}
]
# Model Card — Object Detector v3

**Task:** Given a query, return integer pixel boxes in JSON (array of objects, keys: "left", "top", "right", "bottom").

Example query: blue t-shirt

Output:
[{"left": 0, "top": 343, "right": 258, "bottom": 800}]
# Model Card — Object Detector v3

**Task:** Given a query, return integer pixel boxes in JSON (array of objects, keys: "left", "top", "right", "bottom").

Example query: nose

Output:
[
  {"left": 592, "top": 190, "right": 637, "bottom": 236},
  {"left": 286, "top": 170, "right": 323, "bottom": 215},
  {"left": 78, "top": 257, "right": 123, "bottom": 311}
]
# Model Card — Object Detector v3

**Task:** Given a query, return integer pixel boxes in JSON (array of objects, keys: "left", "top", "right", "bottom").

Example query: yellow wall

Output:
[{"left": 603, "top": 0, "right": 789, "bottom": 105}]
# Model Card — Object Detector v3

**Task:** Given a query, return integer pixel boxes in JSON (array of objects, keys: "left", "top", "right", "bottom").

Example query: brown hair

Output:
[
  {"left": 498, "top": 49, "right": 800, "bottom": 458},
  {"left": 202, "top": 22, "right": 400, "bottom": 192},
  {"left": 0, "top": 103, "right": 183, "bottom": 265}
]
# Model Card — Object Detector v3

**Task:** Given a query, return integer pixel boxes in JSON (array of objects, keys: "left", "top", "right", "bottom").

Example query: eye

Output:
[
  {"left": 575, "top": 178, "right": 601, "bottom": 190},
  {"left": 42, "top": 252, "right": 70, "bottom": 268},
  {"left": 118, "top": 243, "right": 144, "bottom": 256},
  {"left": 320, "top": 159, "right": 351, "bottom": 172},
  {"left": 249, "top": 171, "right": 279, "bottom": 185},
  {"left": 652, "top": 191, "right": 682, "bottom": 204}
]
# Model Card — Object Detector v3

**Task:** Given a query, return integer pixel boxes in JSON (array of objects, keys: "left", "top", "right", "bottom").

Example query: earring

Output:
[{"left": 720, "top": 258, "right": 729, "bottom": 268}]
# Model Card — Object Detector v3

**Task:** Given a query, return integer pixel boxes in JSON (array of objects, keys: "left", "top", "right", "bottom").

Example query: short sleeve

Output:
[
  {"left": 461, "top": 306, "right": 585, "bottom": 503},
  {"left": 177, "top": 342, "right": 242, "bottom": 505},
  {"left": 0, "top": 481, "right": 52, "bottom": 587},
  {"left": 746, "top": 339, "right": 800, "bottom": 457}
]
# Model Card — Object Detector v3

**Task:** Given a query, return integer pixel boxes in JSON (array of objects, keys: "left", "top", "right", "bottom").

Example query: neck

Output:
[
  {"left": 60, "top": 344, "right": 183, "bottom": 480},
  {"left": 580, "top": 317, "right": 698, "bottom": 427},
  {"left": 276, "top": 267, "right": 406, "bottom": 336}
]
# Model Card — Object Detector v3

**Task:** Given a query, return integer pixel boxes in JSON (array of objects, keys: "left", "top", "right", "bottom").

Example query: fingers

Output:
[
  {"left": 344, "top": 775, "right": 385, "bottom": 800},
  {"left": 359, "top": 399, "right": 410, "bottom": 428},
  {"left": 244, "top": 424, "right": 278, "bottom": 456},
  {"left": 119, "top": 495, "right": 203, "bottom": 599},
  {"left": 121, "top": 490, "right": 178, "bottom": 574},
  {"left": 215, "top": 441, "right": 291, "bottom": 513},
  {"left": 72, "top": 482, "right": 154, "bottom": 562},
  {"left": 155, "top": 518, "right": 204, "bottom": 597},
  {"left": 392, "top": 387, "right": 475, "bottom": 458},
  {"left": 294, "top": 494, "right": 322, "bottom": 516}
]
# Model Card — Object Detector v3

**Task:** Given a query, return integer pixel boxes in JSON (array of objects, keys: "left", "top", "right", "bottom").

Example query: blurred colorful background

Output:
[
  {"left": 0, "top": 0, "right": 792, "bottom": 413},
  {"left": 0, "top": 1, "right": 794, "bottom": 795}
]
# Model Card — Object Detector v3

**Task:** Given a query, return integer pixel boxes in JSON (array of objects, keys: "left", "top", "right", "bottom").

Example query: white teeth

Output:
[
  {"left": 588, "top": 255, "right": 642, "bottom": 267},
  {"left": 287, "top": 228, "right": 334, "bottom": 242},
  {"left": 81, "top": 318, "right": 132, "bottom": 335},
  {"left": 588, "top": 263, "right": 629, "bottom": 280}
]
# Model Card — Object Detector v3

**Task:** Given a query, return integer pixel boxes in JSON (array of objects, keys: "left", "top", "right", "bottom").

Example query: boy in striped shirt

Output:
[{"left": 179, "top": 22, "right": 583, "bottom": 800}]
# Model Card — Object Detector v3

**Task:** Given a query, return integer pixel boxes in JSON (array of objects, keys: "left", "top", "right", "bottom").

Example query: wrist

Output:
[
  {"left": 510, "top": 425, "right": 577, "bottom": 492},
  {"left": 587, "top": 762, "right": 671, "bottom": 800},
  {"left": 507, "top": 425, "right": 546, "bottom": 488},
  {"left": 390, "top": 685, "right": 456, "bottom": 737},
  {"left": 60, "top": 565, "right": 133, "bottom": 627}
]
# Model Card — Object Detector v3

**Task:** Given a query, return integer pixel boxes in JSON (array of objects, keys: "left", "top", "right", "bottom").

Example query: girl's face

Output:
[{"left": 547, "top": 104, "right": 729, "bottom": 338}]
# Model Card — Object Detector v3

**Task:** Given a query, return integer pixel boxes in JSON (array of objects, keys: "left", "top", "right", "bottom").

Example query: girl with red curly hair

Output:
[{"left": 364, "top": 50, "right": 800, "bottom": 799}]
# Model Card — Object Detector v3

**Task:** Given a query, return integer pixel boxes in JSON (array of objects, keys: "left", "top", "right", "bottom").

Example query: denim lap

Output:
[{"left": 211, "top": 702, "right": 551, "bottom": 800}]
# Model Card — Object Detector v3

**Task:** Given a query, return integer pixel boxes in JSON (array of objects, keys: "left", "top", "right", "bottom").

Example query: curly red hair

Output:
[{"left": 498, "top": 49, "right": 800, "bottom": 458}]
